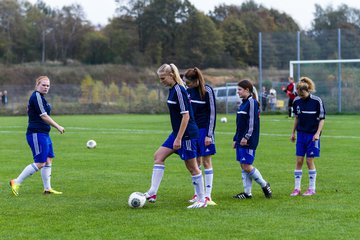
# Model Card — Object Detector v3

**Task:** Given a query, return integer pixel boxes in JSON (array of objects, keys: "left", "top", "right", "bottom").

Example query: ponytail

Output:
[
  {"left": 157, "top": 63, "right": 184, "bottom": 87},
  {"left": 183, "top": 67, "right": 206, "bottom": 99}
]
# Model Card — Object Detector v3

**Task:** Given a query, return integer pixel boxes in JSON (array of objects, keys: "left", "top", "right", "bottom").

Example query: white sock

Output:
[
  {"left": 249, "top": 168, "right": 267, "bottom": 188},
  {"left": 15, "top": 163, "right": 39, "bottom": 184},
  {"left": 204, "top": 168, "right": 213, "bottom": 198},
  {"left": 147, "top": 164, "right": 165, "bottom": 195},
  {"left": 192, "top": 165, "right": 202, "bottom": 197},
  {"left": 242, "top": 170, "right": 252, "bottom": 195},
  {"left": 41, "top": 164, "right": 52, "bottom": 190},
  {"left": 309, "top": 169, "right": 317, "bottom": 190},
  {"left": 192, "top": 173, "right": 205, "bottom": 202},
  {"left": 294, "top": 170, "right": 302, "bottom": 190}
]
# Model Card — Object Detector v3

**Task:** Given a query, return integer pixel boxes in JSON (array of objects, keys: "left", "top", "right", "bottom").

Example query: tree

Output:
[
  {"left": 312, "top": 4, "right": 360, "bottom": 31},
  {"left": 105, "top": 82, "right": 120, "bottom": 104},
  {"left": 311, "top": 4, "right": 360, "bottom": 59},
  {"left": 138, "top": 0, "right": 192, "bottom": 64},
  {"left": 25, "top": 0, "right": 56, "bottom": 63},
  {"left": 52, "top": 4, "right": 92, "bottom": 64},
  {"left": 176, "top": 10, "right": 224, "bottom": 67},
  {"left": 0, "top": 0, "right": 28, "bottom": 63},
  {"left": 116, "top": 0, "right": 196, "bottom": 65},
  {"left": 104, "top": 16, "right": 141, "bottom": 65},
  {"left": 221, "top": 16, "right": 252, "bottom": 67},
  {"left": 81, "top": 31, "right": 111, "bottom": 64},
  {"left": 115, "top": 0, "right": 151, "bottom": 53},
  {"left": 210, "top": 0, "right": 300, "bottom": 66}
]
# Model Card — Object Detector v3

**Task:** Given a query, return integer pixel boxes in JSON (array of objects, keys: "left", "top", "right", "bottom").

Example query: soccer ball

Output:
[
  {"left": 220, "top": 117, "right": 228, "bottom": 123},
  {"left": 128, "top": 192, "right": 146, "bottom": 208},
  {"left": 86, "top": 140, "right": 97, "bottom": 149}
]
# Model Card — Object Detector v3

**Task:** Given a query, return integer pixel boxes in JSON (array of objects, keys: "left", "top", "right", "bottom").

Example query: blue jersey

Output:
[
  {"left": 27, "top": 91, "right": 51, "bottom": 134},
  {"left": 187, "top": 84, "right": 216, "bottom": 137},
  {"left": 167, "top": 84, "right": 199, "bottom": 139},
  {"left": 293, "top": 94, "right": 325, "bottom": 134},
  {"left": 233, "top": 96, "right": 260, "bottom": 150}
]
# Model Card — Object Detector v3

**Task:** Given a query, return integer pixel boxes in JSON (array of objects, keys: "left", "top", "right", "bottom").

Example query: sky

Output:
[{"left": 27, "top": 0, "right": 359, "bottom": 29}]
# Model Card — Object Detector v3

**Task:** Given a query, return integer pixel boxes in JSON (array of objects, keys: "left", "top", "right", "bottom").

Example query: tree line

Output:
[{"left": 1, "top": 0, "right": 360, "bottom": 68}]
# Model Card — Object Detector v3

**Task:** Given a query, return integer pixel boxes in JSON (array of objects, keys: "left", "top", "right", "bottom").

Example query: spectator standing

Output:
[
  {"left": 2, "top": 90, "right": 8, "bottom": 105},
  {"left": 261, "top": 86, "right": 268, "bottom": 112},
  {"left": 268, "top": 87, "right": 277, "bottom": 111}
]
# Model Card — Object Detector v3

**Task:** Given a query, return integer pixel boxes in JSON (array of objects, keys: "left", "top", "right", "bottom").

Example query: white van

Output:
[
  {"left": 213, "top": 84, "right": 258, "bottom": 113},
  {"left": 213, "top": 85, "right": 258, "bottom": 104}
]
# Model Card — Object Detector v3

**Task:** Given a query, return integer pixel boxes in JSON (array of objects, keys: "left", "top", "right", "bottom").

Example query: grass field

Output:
[{"left": 1, "top": 114, "right": 359, "bottom": 239}]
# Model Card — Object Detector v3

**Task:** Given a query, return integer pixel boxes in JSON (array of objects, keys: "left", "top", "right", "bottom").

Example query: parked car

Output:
[
  {"left": 213, "top": 85, "right": 258, "bottom": 113},
  {"left": 213, "top": 85, "right": 258, "bottom": 104}
]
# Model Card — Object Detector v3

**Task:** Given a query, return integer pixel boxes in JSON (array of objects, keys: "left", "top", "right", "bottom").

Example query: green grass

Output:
[{"left": 1, "top": 114, "right": 359, "bottom": 239}]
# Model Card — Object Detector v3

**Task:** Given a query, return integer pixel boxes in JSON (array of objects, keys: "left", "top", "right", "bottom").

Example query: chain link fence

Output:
[
  {"left": 260, "top": 29, "right": 360, "bottom": 113},
  {"left": 1, "top": 29, "right": 360, "bottom": 115},
  {"left": 0, "top": 83, "right": 170, "bottom": 115}
]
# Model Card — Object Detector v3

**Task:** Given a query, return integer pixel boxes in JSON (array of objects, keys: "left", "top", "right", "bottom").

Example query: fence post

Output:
[
  {"left": 337, "top": 28, "right": 342, "bottom": 113},
  {"left": 297, "top": 31, "right": 301, "bottom": 80}
]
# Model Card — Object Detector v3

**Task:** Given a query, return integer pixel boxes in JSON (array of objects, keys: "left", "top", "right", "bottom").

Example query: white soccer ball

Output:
[
  {"left": 220, "top": 117, "right": 228, "bottom": 123},
  {"left": 128, "top": 192, "right": 146, "bottom": 208},
  {"left": 86, "top": 140, "right": 97, "bottom": 149}
]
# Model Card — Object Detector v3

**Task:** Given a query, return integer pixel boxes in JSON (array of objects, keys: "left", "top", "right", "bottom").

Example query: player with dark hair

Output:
[
  {"left": 233, "top": 79, "right": 272, "bottom": 200},
  {"left": 290, "top": 77, "right": 325, "bottom": 196},
  {"left": 184, "top": 67, "right": 217, "bottom": 206},
  {"left": 144, "top": 63, "right": 207, "bottom": 209},
  {"left": 10, "top": 76, "right": 65, "bottom": 196},
  {"left": 282, "top": 77, "right": 297, "bottom": 118}
]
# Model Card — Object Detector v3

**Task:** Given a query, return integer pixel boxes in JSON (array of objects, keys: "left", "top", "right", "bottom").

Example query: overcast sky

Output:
[{"left": 28, "top": 0, "right": 359, "bottom": 29}]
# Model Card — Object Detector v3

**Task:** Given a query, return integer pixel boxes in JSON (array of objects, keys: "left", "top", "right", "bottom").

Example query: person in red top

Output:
[{"left": 282, "top": 77, "right": 297, "bottom": 118}]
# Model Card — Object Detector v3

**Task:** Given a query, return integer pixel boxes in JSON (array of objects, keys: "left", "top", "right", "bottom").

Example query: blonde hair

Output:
[
  {"left": 35, "top": 76, "right": 50, "bottom": 89},
  {"left": 297, "top": 77, "right": 315, "bottom": 93},
  {"left": 156, "top": 63, "right": 184, "bottom": 87}
]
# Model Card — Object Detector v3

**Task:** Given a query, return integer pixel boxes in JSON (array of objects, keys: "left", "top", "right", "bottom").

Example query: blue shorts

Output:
[
  {"left": 296, "top": 131, "right": 320, "bottom": 158},
  {"left": 162, "top": 133, "right": 197, "bottom": 160},
  {"left": 235, "top": 147, "right": 256, "bottom": 165},
  {"left": 197, "top": 128, "right": 216, "bottom": 157},
  {"left": 26, "top": 133, "right": 54, "bottom": 163}
]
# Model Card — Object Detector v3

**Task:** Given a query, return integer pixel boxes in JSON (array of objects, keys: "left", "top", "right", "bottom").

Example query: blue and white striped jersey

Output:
[
  {"left": 27, "top": 91, "right": 51, "bottom": 134},
  {"left": 187, "top": 84, "right": 216, "bottom": 138},
  {"left": 293, "top": 94, "right": 326, "bottom": 134},
  {"left": 167, "top": 84, "right": 199, "bottom": 139},
  {"left": 233, "top": 96, "right": 260, "bottom": 150}
]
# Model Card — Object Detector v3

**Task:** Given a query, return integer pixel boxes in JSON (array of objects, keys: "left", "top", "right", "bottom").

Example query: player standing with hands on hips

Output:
[
  {"left": 144, "top": 63, "right": 207, "bottom": 209},
  {"left": 184, "top": 67, "right": 217, "bottom": 206},
  {"left": 290, "top": 77, "right": 325, "bottom": 196},
  {"left": 233, "top": 80, "right": 272, "bottom": 200},
  {"left": 10, "top": 76, "right": 65, "bottom": 196}
]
